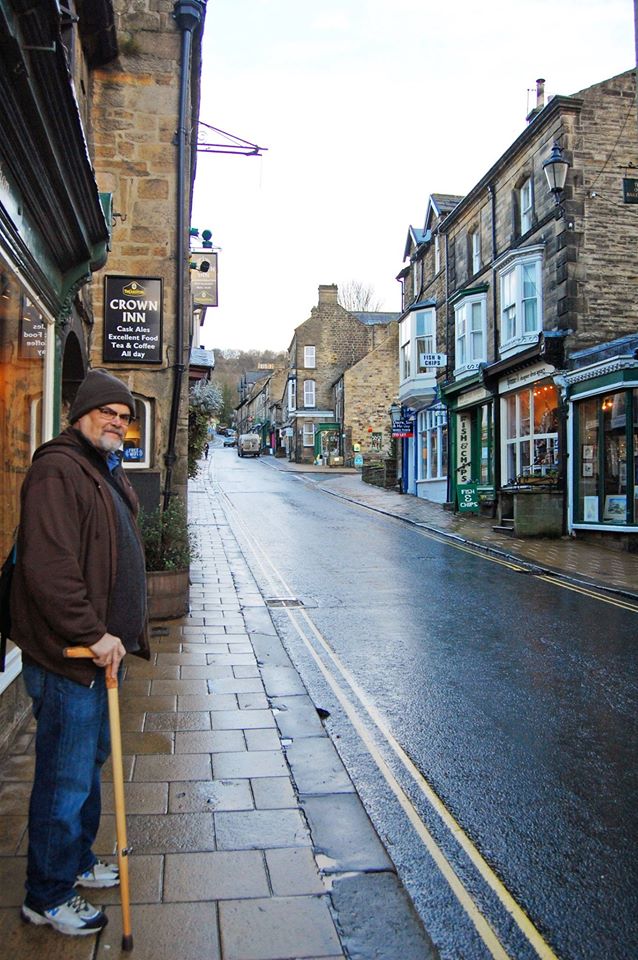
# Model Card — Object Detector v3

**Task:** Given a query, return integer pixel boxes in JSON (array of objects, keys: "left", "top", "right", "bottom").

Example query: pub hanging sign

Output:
[{"left": 103, "top": 276, "right": 162, "bottom": 364}]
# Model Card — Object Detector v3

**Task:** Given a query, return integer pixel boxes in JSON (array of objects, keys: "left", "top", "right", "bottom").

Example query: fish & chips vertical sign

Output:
[{"left": 104, "top": 277, "right": 162, "bottom": 363}]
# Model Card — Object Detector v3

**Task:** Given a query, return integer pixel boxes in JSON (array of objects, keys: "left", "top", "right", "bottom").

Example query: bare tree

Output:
[{"left": 338, "top": 280, "right": 384, "bottom": 312}]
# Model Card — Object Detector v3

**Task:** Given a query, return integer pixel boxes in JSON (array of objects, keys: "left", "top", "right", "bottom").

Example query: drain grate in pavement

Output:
[{"left": 265, "top": 597, "right": 305, "bottom": 608}]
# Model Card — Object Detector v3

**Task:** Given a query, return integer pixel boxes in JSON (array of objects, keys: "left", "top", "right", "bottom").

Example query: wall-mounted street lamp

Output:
[{"left": 543, "top": 142, "right": 570, "bottom": 219}]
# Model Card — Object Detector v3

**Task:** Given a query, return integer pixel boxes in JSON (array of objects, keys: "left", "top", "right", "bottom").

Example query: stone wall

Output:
[
  {"left": 343, "top": 322, "right": 399, "bottom": 460},
  {"left": 88, "top": 0, "right": 198, "bottom": 503}
]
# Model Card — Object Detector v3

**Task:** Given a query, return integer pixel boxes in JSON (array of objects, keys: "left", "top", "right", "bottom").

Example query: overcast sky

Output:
[{"left": 192, "top": 0, "right": 635, "bottom": 353}]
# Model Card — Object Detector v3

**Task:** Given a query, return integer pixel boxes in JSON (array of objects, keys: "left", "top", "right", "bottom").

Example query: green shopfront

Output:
[{"left": 567, "top": 348, "right": 638, "bottom": 539}]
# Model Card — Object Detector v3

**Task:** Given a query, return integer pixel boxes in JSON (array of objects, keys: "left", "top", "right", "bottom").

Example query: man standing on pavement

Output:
[{"left": 11, "top": 368, "right": 150, "bottom": 937}]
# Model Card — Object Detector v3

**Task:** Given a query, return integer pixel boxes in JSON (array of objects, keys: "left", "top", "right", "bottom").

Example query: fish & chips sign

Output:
[{"left": 104, "top": 277, "right": 162, "bottom": 363}]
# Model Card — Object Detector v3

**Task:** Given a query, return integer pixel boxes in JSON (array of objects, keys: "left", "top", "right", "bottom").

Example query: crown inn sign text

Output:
[{"left": 103, "top": 276, "right": 163, "bottom": 364}]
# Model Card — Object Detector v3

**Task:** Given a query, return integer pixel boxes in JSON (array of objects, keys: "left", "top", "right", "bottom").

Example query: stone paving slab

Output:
[
  {"left": 301, "top": 794, "right": 393, "bottom": 873},
  {"left": 330, "top": 872, "right": 439, "bottom": 960},
  {"left": 285, "top": 739, "right": 355, "bottom": 795},
  {"left": 219, "top": 895, "right": 342, "bottom": 960},
  {"left": 98, "top": 902, "right": 221, "bottom": 960},
  {"left": 264, "top": 848, "right": 325, "bottom": 896},
  {"left": 126, "top": 811, "right": 216, "bottom": 854},
  {"left": 213, "top": 750, "right": 288, "bottom": 780},
  {"left": 168, "top": 778, "right": 253, "bottom": 813},
  {"left": 174, "top": 729, "right": 246, "bottom": 753},
  {"left": 165, "top": 850, "right": 270, "bottom": 902},
  {"left": 215, "top": 809, "right": 311, "bottom": 850}
]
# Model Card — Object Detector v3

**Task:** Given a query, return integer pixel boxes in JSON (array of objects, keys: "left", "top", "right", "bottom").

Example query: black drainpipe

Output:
[{"left": 164, "top": 0, "right": 206, "bottom": 509}]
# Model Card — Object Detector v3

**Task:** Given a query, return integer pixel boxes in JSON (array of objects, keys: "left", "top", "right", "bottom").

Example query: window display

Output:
[
  {"left": 504, "top": 381, "right": 559, "bottom": 483},
  {"left": 574, "top": 389, "right": 636, "bottom": 526}
]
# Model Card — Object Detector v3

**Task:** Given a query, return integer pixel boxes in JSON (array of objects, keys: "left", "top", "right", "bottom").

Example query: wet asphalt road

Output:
[{"left": 207, "top": 447, "right": 638, "bottom": 960}]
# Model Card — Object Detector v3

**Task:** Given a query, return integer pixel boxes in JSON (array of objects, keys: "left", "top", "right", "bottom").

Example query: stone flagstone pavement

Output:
[{"left": 0, "top": 472, "right": 436, "bottom": 960}]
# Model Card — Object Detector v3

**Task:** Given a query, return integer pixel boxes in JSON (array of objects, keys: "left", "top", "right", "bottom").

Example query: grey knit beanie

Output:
[{"left": 69, "top": 369, "right": 136, "bottom": 423}]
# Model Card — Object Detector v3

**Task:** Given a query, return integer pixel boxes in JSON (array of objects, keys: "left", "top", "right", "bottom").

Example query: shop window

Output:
[
  {"left": 575, "top": 390, "right": 635, "bottom": 525},
  {"left": 122, "top": 396, "right": 152, "bottom": 469},
  {"left": 419, "top": 407, "right": 448, "bottom": 481},
  {"left": 0, "top": 264, "right": 52, "bottom": 689},
  {"left": 504, "top": 382, "right": 558, "bottom": 483},
  {"left": 479, "top": 405, "right": 492, "bottom": 484}
]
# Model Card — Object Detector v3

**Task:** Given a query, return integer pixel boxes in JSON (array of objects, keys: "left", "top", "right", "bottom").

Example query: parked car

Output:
[
  {"left": 237, "top": 433, "right": 261, "bottom": 457},
  {"left": 222, "top": 431, "right": 237, "bottom": 447}
]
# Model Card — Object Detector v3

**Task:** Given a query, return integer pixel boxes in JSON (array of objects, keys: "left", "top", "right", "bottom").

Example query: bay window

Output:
[
  {"left": 498, "top": 248, "right": 543, "bottom": 350},
  {"left": 454, "top": 295, "right": 486, "bottom": 374},
  {"left": 415, "top": 309, "right": 436, "bottom": 373}
]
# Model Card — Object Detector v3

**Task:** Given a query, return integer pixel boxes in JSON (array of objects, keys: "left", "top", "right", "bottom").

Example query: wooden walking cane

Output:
[{"left": 64, "top": 646, "right": 133, "bottom": 951}]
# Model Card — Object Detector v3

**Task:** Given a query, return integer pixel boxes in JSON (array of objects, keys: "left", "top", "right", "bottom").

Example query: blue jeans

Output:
[{"left": 22, "top": 661, "right": 111, "bottom": 910}]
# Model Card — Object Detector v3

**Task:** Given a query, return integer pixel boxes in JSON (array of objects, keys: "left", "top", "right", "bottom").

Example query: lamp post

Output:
[{"left": 543, "top": 142, "right": 570, "bottom": 219}]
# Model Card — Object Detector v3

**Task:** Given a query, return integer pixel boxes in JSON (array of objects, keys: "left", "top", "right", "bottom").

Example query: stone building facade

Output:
[
  {"left": 399, "top": 69, "right": 638, "bottom": 544},
  {"left": 282, "top": 284, "right": 397, "bottom": 463},
  {"left": 338, "top": 321, "right": 400, "bottom": 463}
]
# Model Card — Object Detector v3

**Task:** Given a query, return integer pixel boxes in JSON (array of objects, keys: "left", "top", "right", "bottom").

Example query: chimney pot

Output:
[{"left": 536, "top": 78, "right": 546, "bottom": 110}]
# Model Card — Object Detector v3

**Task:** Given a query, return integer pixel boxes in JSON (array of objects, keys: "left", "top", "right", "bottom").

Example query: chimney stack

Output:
[{"left": 318, "top": 284, "right": 338, "bottom": 306}]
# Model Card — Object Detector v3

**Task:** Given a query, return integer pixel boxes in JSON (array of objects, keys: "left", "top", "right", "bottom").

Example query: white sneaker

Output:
[
  {"left": 76, "top": 858, "right": 120, "bottom": 888},
  {"left": 21, "top": 893, "right": 107, "bottom": 936}
]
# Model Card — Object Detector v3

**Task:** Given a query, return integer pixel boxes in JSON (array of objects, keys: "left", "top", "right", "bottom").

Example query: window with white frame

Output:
[
  {"left": 418, "top": 407, "right": 448, "bottom": 481},
  {"left": 400, "top": 320, "right": 411, "bottom": 381},
  {"left": 454, "top": 295, "right": 486, "bottom": 373},
  {"left": 503, "top": 382, "right": 559, "bottom": 483},
  {"left": 415, "top": 309, "right": 436, "bottom": 373},
  {"left": 519, "top": 177, "right": 533, "bottom": 234},
  {"left": 499, "top": 251, "right": 542, "bottom": 348},
  {"left": 303, "top": 345, "right": 316, "bottom": 368},
  {"left": 471, "top": 230, "right": 481, "bottom": 275},
  {"left": 288, "top": 378, "right": 296, "bottom": 411},
  {"left": 303, "top": 379, "right": 316, "bottom": 407},
  {"left": 302, "top": 422, "right": 315, "bottom": 447},
  {"left": 434, "top": 234, "right": 441, "bottom": 273}
]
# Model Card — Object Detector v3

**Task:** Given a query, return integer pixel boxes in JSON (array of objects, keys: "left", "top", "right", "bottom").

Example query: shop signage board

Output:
[
  {"left": 419, "top": 352, "right": 447, "bottom": 368},
  {"left": 623, "top": 178, "right": 638, "bottom": 204},
  {"left": 191, "top": 251, "right": 218, "bottom": 307},
  {"left": 458, "top": 482, "right": 480, "bottom": 513},
  {"left": 103, "top": 276, "right": 162, "bottom": 363},
  {"left": 456, "top": 410, "right": 472, "bottom": 484},
  {"left": 19, "top": 296, "right": 47, "bottom": 359},
  {"left": 392, "top": 419, "right": 414, "bottom": 438}
]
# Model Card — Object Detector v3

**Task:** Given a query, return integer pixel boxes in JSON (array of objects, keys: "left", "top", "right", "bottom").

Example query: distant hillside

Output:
[{"left": 206, "top": 348, "right": 287, "bottom": 425}]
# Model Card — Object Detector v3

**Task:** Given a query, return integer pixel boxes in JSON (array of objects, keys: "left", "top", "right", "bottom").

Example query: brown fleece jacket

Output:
[{"left": 10, "top": 427, "right": 150, "bottom": 685}]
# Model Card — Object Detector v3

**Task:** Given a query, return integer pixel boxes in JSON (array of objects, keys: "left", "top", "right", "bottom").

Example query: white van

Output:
[{"left": 237, "top": 434, "right": 261, "bottom": 457}]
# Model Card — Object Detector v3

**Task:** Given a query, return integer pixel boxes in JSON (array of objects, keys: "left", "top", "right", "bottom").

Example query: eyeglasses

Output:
[{"left": 96, "top": 406, "right": 135, "bottom": 426}]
